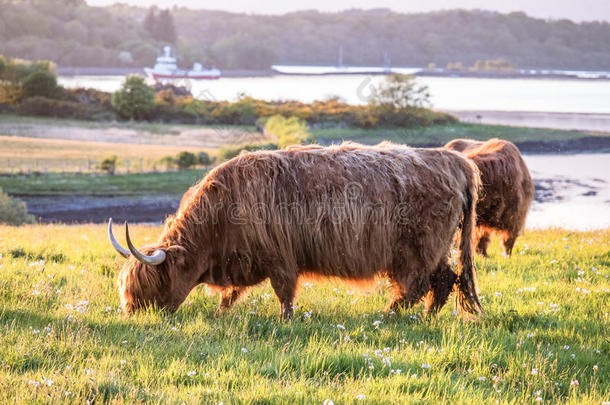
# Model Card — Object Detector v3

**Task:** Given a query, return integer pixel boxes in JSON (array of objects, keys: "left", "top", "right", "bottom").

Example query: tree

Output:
[
  {"left": 157, "top": 9, "right": 177, "bottom": 45},
  {"left": 143, "top": 7, "right": 158, "bottom": 37},
  {"left": 111, "top": 75, "right": 155, "bottom": 120},
  {"left": 21, "top": 71, "right": 59, "bottom": 99},
  {"left": 369, "top": 74, "right": 430, "bottom": 109}
]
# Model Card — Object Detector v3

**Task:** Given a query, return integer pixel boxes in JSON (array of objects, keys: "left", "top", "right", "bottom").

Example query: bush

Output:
[
  {"left": 111, "top": 75, "right": 155, "bottom": 120},
  {"left": 21, "top": 71, "right": 60, "bottom": 100},
  {"left": 217, "top": 142, "right": 278, "bottom": 162},
  {"left": 99, "top": 155, "right": 118, "bottom": 175},
  {"left": 175, "top": 151, "right": 198, "bottom": 169},
  {"left": 197, "top": 151, "right": 214, "bottom": 166},
  {"left": 264, "top": 115, "right": 313, "bottom": 148},
  {"left": 0, "top": 188, "right": 35, "bottom": 225},
  {"left": 17, "top": 96, "right": 111, "bottom": 120},
  {"left": 369, "top": 74, "right": 430, "bottom": 109},
  {"left": 158, "top": 155, "right": 176, "bottom": 170}
]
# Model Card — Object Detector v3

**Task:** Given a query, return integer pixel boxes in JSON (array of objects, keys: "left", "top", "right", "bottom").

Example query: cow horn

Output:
[
  {"left": 125, "top": 221, "right": 166, "bottom": 266},
  {"left": 108, "top": 218, "right": 130, "bottom": 258}
]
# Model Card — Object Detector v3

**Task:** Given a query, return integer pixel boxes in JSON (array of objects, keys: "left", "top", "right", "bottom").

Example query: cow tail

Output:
[{"left": 456, "top": 165, "right": 483, "bottom": 316}]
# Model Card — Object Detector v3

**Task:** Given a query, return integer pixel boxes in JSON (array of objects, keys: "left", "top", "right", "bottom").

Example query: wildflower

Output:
[
  {"left": 531, "top": 368, "right": 538, "bottom": 375},
  {"left": 593, "top": 365, "right": 598, "bottom": 371},
  {"left": 32, "top": 329, "right": 40, "bottom": 334},
  {"left": 479, "top": 376, "right": 486, "bottom": 381},
  {"left": 28, "top": 380, "right": 40, "bottom": 387},
  {"left": 571, "top": 354, "right": 575, "bottom": 359},
  {"left": 563, "top": 345, "right": 570, "bottom": 350},
  {"left": 356, "top": 394, "right": 366, "bottom": 401},
  {"left": 372, "top": 320, "right": 382, "bottom": 327},
  {"left": 120, "top": 360, "right": 126, "bottom": 365},
  {"left": 187, "top": 371, "right": 196, "bottom": 377},
  {"left": 421, "top": 363, "right": 431, "bottom": 369},
  {"left": 323, "top": 400, "right": 334, "bottom": 405},
  {"left": 336, "top": 324, "right": 346, "bottom": 330},
  {"left": 535, "top": 397, "right": 542, "bottom": 402},
  {"left": 526, "top": 333, "right": 534, "bottom": 338},
  {"left": 570, "top": 380, "right": 579, "bottom": 387},
  {"left": 241, "top": 347, "right": 248, "bottom": 353}
]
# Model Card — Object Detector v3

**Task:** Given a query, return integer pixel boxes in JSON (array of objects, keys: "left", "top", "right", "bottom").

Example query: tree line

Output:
[{"left": 0, "top": 0, "right": 609, "bottom": 70}]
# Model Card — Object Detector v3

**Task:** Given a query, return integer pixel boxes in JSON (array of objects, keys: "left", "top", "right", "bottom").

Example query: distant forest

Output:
[{"left": 1, "top": 0, "right": 609, "bottom": 70}]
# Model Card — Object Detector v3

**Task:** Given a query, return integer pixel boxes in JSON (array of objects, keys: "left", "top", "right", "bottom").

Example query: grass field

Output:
[
  {"left": 0, "top": 136, "right": 207, "bottom": 174},
  {"left": 0, "top": 225, "right": 608, "bottom": 403},
  {"left": 312, "top": 122, "right": 610, "bottom": 146},
  {"left": 0, "top": 170, "right": 206, "bottom": 196}
]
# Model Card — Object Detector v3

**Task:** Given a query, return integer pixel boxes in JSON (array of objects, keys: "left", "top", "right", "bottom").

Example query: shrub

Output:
[
  {"left": 111, "top": 75, "right": 155, "bottom": 120},
  {"left": 17, "top": 96, "right": 110, "bottom": 120},
  {"left": 264, "top": 115, "right": 313, "bottom": 148},
  {"left": 369, "top": 74, "right": 430, "bottom": 109},
  {"left": 0, "top": 187, "right": 35, "bottom": 225},
  {"left": 21, "top": 71, "right": 60, "bottom": 100},
  {"left": 158, "top": 155, "right": 176, "bottom": 170},
  {"left": 99, "top": 155, "right": 118, "bottom": 175},
  {"left": 217, "top": 142, "right": 278, "bottom": 162},
  {"left": 197, "top": 151, "right": 214, "bottom": 166},
  {"left": 175, "top": 151, "right": 198, "bottom": 169}
]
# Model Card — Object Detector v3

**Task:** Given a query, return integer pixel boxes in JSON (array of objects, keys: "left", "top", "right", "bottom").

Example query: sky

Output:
[{"left": 86, "top": 0, "right": 610, "bottom": 22}]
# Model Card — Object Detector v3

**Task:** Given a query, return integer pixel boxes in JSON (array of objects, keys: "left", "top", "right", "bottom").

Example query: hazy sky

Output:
[{"left": 87, "top": 0, "right": 610, "bottom": 22}]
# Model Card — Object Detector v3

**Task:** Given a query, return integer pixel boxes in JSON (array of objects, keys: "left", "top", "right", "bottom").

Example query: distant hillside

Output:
[{"left": 1, "top": 0, "right": 609, "bottom": 70}]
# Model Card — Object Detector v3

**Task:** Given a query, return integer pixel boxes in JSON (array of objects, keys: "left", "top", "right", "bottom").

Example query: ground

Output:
[{"left": 0, "top": 225, "right": 608, "bottom": 404}]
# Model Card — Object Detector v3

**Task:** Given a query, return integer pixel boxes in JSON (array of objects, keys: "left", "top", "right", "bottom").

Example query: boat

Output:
[{"left": 145, "top": 46, "right": 221, "bottom": 81}]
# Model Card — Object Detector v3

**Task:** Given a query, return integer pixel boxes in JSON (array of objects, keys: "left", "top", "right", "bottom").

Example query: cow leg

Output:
[
  {"left": 214, "top": 286, "right": 249, "bottom": 316},
  {"left": 269, "top": 274, "right": 298, "bottom": 320},
  {"left": 387, "top": 264, "right": 431, "bottom": 312},
  {"left": 501, "top": 233, "right": 517, "bottom": 257},
  {"left": 424, "top": 260, "right": 457, "bottom": 314},
  {"left": 476, "top": 231, "right": 491, "bottom": 257}
]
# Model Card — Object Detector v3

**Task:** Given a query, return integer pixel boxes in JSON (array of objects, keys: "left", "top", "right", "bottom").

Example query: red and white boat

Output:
[{"left": 145, "top": 46, "right": 221, "bottom": 81}]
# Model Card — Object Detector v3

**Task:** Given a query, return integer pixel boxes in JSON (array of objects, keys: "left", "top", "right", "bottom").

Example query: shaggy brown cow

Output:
[
  {"left": 445, "top": 138, "right": 534, "bottom": 256},
  {"left": 109, "top": 142, "right": 482, "bottom": 319}
]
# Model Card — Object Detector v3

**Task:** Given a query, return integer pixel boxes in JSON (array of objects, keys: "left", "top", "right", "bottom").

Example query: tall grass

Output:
[{"left": 0, "top": 225, "right": 608, "bottom": 403}]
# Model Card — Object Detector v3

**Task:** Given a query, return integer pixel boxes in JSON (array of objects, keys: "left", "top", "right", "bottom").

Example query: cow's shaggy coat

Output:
[
  {"left": 445, "top": 138, "right": 534, "bottom": 256},
  {"left": 116, "top": 142, "right": 482, "bottom": 318}
]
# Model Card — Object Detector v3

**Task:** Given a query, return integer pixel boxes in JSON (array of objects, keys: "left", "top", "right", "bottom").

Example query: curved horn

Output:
[
  {"left": 108, "top": 218, "right": 130, "bottom": 258},
  {"left": 125, "top": 221, "right": 166, "bottom": 266}
]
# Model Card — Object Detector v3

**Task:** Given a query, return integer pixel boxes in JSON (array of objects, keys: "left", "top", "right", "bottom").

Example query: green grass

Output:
[
  {"left": 0, "top": 170, "right": 206, "bottom": 196},
  {"left": 312, "top": 123, "right": 609, "bottom": 146},
  {"left": 0, "top": 225, "right": 608, "bottom": 403}
]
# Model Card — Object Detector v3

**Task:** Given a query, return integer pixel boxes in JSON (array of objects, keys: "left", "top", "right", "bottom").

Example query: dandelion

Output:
[
  {"left": 355, "top": 394, "right": 366, "bottom": 401},
  {"left": 241, "top": 347, "right": 248, "bottom": 353}
]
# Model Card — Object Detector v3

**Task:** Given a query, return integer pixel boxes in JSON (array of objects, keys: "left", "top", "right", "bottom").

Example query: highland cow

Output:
[
  {"left": 445, "top": 138, "right": 534, "bottom": 256},
  {"left": 109, "top": 142, "right": 482, "bottom": 319}
]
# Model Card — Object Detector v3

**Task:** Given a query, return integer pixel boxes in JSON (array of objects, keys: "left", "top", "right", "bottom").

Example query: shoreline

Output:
[{"left": 56, "top": 67, "right": 610, "bottom": 81}]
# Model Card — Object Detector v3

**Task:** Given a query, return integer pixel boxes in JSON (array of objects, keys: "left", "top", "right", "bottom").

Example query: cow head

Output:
[{"left": 108, "top": 218, "right": 192, "bottom": 314}]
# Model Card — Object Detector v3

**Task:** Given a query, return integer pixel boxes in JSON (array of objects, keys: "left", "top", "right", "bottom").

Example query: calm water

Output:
[
  {"left": 523, "top": 153, "right": 610, "bottom": 230},
  {"left": 59, "top": 74, "right": 610, "bottom": 114}
]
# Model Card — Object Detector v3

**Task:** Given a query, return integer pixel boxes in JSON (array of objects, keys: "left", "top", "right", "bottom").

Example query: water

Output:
[
  {"left": 59, "top": 74, "right": 610, "bottom": 114},
  {"left": 524, "top": 153, "right": 610, "bottom": 230}
]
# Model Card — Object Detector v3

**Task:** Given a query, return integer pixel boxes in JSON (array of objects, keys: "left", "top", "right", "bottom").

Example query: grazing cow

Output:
[
  {"left": 109, "top": 142, "right": 482, "bottom": 318},
  {"left": 445, "top": 138, "right": 534, "bottom": 256}
]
